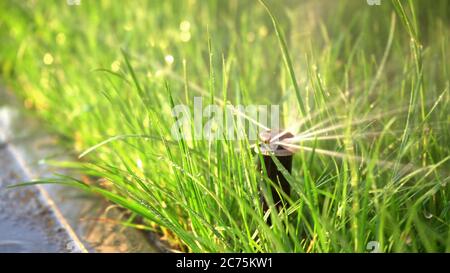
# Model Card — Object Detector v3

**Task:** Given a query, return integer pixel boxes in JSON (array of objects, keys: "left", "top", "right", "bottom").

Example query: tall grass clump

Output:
[{"left": 0, "top": 0, "right": 449, "bottom": 252}]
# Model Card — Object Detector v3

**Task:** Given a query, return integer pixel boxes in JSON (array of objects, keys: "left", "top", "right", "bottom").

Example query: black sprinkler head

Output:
[{"left": 255, "top": 129, "right": 295, "bottom": 213}]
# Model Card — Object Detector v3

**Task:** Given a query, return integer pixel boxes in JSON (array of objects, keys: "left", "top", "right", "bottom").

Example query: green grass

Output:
[{"left": 1, "top": 0, "right": 449, "bottom": 252}]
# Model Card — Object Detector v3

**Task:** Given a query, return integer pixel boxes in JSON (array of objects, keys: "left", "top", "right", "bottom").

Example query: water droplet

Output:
[
  {"left": 111, "top": 60, "right": 121, "bottom": 72},
  {"left": 165, "top": 55, "right": 174, "bottom": 65},
  {"left": 423, "top": 211, "right": 433, "bottom": 219},
  {"left": 123, "top": 23, "right": 133, "bottom": 32},
  {"left": 180, "top": 31, "right": 191, "bottom": 42},
  {"left": 155, "top": 70, "right": 164, "bottom": 78},
  {"left": 56, "top": 33, "right": 66, "bottom": 45},
  {"left": 136, "top": 158, "right": 143, "bottom": 170},
  {"left": 43, "top": 53, "right": 54, "bottom": 65},
  {"left": 258, "top": 26, "right": 268, "bottom": 37},
  {"left": 179, "top": 20, "right": 191, "bottom": 32}
]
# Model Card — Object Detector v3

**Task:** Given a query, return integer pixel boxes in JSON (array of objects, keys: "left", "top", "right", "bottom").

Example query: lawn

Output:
[{"left": 0, "top": 0, "right": 449, "bottom": 252}]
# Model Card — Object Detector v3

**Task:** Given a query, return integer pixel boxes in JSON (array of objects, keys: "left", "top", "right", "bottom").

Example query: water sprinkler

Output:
[{"left": 255, "top": 129, "right": 295, "bottom": 213}]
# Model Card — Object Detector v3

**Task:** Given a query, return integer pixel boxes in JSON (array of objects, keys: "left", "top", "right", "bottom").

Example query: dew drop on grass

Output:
[
  {"left": 136, "top": 158, "right": 143, "bottom": 170},
  {"left": 179, "top": 20, "right": 191, "bottom": 32},
  {"left": 165, "top": 55, "right": 174, "bottom": 65},
  {"left": 43, "top": 53, "right": 54, "bottom": 65},
  {"left": 111, "top": 60, "right": 121, "bottom": 72},
  {"left": 56, "top": 33, "right": 66, "bottom": 45},
  {"left": 123, "top": 23, "right": 133, "bottom": 32},
  {"left": 159, "top": 41, "right": 168, "bottom": 50},
  {"left": 258, "top": 26, "right": 268, "bottom": 37},
  {"left": 423, "top": 211, "right": 433, "bottom": 219},
  {"left": 180, "top": 31, "right": 191, "bottom": 42},
  {"left": 155, "top": 70, "right": 164, "bottom": 78}
]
